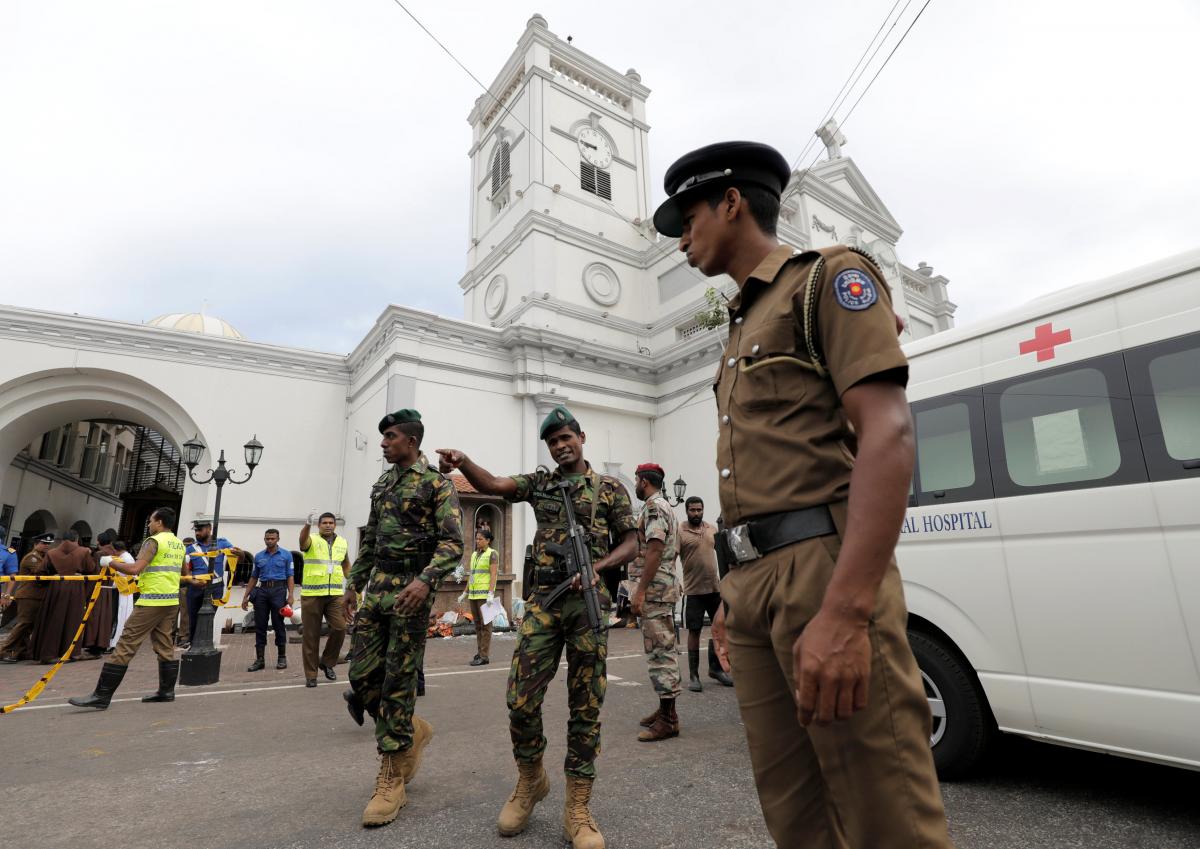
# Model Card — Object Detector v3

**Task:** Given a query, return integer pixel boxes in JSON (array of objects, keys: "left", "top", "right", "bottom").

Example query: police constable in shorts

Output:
[{"left": 653, "top": 141, "right": 953, "bottom": 849}]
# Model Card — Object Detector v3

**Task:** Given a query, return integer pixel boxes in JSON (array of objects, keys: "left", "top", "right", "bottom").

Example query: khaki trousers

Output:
[
  {"left": 0, "top": 599, "right": 42, "bottom": 658},
  {"left": 720, "top": 503, "right": 953, "bottom": 849},
  {"left": 175, "top": 588, "right": 190, "bottom": 642},
  {"left": 110, "top": 604, "right": 178, "bottom": 666},
  {"left": 301, "top": 595, "right": 346, "bottom": 679},
  {"left": 469, "top": 598, "right": 492, "bottom": 660}
]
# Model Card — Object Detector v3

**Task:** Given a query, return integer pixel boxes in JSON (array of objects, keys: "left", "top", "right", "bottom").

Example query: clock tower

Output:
[{"left": 460, "top": 14, "right": 656, "bottom": 338}]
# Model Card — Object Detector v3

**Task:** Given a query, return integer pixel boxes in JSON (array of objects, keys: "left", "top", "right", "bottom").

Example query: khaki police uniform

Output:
[{"left": 714, "top": 243, "right": 953, "bottom": 849}]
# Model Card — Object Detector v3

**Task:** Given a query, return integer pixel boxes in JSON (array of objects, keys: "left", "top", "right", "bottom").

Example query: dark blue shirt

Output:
[
  {"left": 252, "top": 547, "right": 294, "bottom": 582},
  {"left": 187, "top": 538, "right": 233, "bottom": 580}
]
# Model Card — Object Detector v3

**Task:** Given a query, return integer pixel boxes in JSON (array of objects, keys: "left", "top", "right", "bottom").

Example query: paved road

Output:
[{"left": 1, "top": 628, "right": 1196, "bottom": 848}]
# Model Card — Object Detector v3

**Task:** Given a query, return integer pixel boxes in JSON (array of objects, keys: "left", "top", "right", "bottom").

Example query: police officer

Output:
[
  {"left": 69, "top": 506, "right": 187, "bottom": 709},
  {"left": 437, "top": 404, "right": 638, "bottom": 849},
  {"left": 466, "top": 527, "right": 498, "bottom": 666},
  {"left": 629, "top": 462, "right": 683, "bottom": 742},
  {"left": 182, "top": 520, "right": 239, "bottom": 647},
  {"left": 343, "top": 409, "right": 463, "bottom": 828},
  {"left": 0, "top": 533, "right": 54, "bottom": 662},
  {"left": 653, "top": 141, "right": 953, "bottom": 849},
  {"left": 299, "top": 511, "right": 350, "bottom": 687},
  {"left": 242, "top": 528, "right": 294, "bottom": 672}
]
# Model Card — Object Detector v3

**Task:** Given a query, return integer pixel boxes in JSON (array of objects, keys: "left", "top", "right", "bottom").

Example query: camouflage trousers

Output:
[
  {"left": 641, "top": 601, "right": 681, "bottom": 698},
  {"left": 348, "top": 590, "right": 430, "bottom": 754},
  {"left": 508, "top": 593, "right": 607, "bottom": 779}
]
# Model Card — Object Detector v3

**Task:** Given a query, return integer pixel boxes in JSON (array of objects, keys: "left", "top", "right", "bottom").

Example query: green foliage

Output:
[{"left": 694, "top": 287, "right": 728, "bottom": 330}]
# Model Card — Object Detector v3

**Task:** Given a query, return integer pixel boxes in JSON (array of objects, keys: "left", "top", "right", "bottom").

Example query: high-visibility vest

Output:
[
  {"left": 301, "top": 534, "right": 348, "bottom": 597},
  {"left": 136, "top": 532, "right": 185, "bottom": 607},
  {"left": 468, "top": 547, "right": 495, "bottom": 599}
]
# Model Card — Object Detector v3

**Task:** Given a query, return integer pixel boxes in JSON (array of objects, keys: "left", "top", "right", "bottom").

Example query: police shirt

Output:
[
  {"left": 188, "top": 538, "right": 232, "bottom": 581},
  {"left": 714, "top": 244, "right": 908, "bottom": 526},
  {"left": 252, "top": 547, "right": 294, "bottom": 582},
  {"left": 1, "top": 547, "right": 17, "bottom": 577}
]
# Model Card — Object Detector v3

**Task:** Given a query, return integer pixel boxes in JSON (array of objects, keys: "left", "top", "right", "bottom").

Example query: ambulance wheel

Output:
[{"left": 908, "top": 630, "right": 995, "bottom": 780}]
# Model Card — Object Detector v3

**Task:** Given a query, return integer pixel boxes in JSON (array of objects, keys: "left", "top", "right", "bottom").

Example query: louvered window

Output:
[
  {"left": 490, "top": 141, "right": 511, "bottom": 197},
  {"left": 580, "top": 161, "right": 612, "bottom": 200}
]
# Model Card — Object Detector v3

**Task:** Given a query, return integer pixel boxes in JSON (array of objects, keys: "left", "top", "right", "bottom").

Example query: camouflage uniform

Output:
[
  {"left": 505, "top": 464, "right": 636, "bottom": 779},
  {"left": 630, "top": 491, "right": 681, "bottom": 698},
  {"left": 348, "top": 454, "right": 463, "bottom": 753}
]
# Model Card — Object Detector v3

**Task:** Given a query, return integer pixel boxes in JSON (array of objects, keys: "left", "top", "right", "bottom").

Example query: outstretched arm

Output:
[{"left": 435, "top": 449, "right": 519, "bottom": 499}]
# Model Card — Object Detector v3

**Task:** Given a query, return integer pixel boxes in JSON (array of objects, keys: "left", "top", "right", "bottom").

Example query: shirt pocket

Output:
[{"left": 731, "top": 317, "right": 810, "bottom": 410}]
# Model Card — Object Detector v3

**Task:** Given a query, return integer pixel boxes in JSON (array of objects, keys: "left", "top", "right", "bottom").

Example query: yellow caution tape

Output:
[
  {"left": 186, "top": 548, "right": 239, "bottom": 607},
  {"left": 1, "top": 566, "right": 111, "bottom": 714}
]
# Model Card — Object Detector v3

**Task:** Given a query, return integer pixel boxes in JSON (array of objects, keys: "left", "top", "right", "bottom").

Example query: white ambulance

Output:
[{"left": 898, "top": 248, "right": 1200, "bottom": 777}]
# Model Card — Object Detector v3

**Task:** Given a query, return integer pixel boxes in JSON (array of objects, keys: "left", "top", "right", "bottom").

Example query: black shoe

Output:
[
  {"left": 344, "top": 689, "right": 364, "bottom": 726},
  {"left": 469, "top": 656, "right": 487, "bottom": 666},
  {"left": 68, "top": 662, "right": 128, "bottom": 710},
  {"left": 276, "top": 654, "right": 287, "bottom": 670},
  {"left": 320, "top": 663, "right": 336, "bottom": 681},
  {"left": 708, "top": 668, "right": 733, "bottom": 687},
  {"left": 306, "top": 678, "right": 318, "bottom": 688},
  {"left": 247, "top": 651, "right": 265, "bottom": 672},
  {"left": 0, "top": 656, "right": 19, "bottom": 664},
  {"left": 143, "top": 660, "right": 179, "bottom": 702}
]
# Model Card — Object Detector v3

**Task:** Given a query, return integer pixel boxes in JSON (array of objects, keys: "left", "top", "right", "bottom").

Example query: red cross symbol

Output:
[{"left": 1019, "top": 322, "right": 1072, "bottom": 362}]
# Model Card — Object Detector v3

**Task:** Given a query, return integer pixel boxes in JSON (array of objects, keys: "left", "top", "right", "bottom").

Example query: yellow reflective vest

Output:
[
  {"left": 467, "top": 547, "right": 495, "bottom": 600},
  {"left": 301, "top": 534, "right": 348, "bottom": 597},
  {"left": 136, "top": 532, "right": 185, "bottom": 607}
]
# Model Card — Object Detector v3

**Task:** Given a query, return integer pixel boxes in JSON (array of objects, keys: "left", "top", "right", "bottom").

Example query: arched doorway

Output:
[
  {"left": 70, "top": 520, "right": 93, "bottom": 546},
  {"left": 0, "top": 369, "right": 208, "bottom": 541}
]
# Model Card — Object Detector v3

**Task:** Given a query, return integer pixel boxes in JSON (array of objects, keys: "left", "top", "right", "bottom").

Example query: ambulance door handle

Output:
[
  {"left": 932, "top": 491, "right": 946, "bottom": 498},
  {"left": 1183, "top": 459, "right": 1200, "bottom": 470}
]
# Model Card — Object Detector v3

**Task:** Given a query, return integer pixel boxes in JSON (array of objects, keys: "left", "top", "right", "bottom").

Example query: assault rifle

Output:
[{"left": 542, "top": 479, "right": 607, "bottom": 634}]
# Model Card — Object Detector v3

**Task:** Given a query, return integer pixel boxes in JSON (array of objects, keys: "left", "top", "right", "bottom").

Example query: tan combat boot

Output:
[
  {"left": 497, "top": 758, "right": 550, "bottom": 836},
  {"left": 638, "top": 701, "right": 680, "bottom": 742},
  {"left": 638, "top": 707, "right": 660, "bottom": 728},
  {"left": 362, "top": 752, "right": 406, "bottom": 827},
  {"left": 397, "top": 715, "right": 435, "bottom": 784},
  {"left": 563, "top": 775, "right": 605, "bottom": 849}
]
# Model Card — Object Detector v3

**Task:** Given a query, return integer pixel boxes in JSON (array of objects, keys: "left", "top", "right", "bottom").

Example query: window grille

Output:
[{"left": 580, "top": 161, "right": 612, "bottom": 200}]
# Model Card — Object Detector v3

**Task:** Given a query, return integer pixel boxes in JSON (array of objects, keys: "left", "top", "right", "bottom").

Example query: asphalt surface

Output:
[{"left": 1, "top": 627, "right": 1197, "bottom": 849}]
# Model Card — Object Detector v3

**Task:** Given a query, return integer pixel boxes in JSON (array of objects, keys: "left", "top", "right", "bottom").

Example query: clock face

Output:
[{"left": 577, "top": 128, "right": 613, "bottom": 169}]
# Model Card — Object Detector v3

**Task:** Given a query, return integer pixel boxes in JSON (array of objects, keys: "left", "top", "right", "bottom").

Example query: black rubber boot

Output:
[
  {"left": 344, "top": 689, "right": 365, "bottom": 726},
  {"left": 708, "top": 640, "right": 733, "bottom": 687},
  {"left": 688, "top": 650, "right": 703, "bottom": 692},
  {"left": 142, "top": 660, "right": 179, "bottom": 702},
  {"left": 68, "top": 662, "right": 128, "bottom": 710},
  {"left": 276, "top": 650, "right": 287, "bottom": 670},
  {"left": 248, "top": 647, "right": 265, "bottom": 672}
]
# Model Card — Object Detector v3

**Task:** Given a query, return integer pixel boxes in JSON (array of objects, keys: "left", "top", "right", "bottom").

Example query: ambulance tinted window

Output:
[
  {"left": 917, "top": 403, "right": 974, "bottom": 491},
  {"left": 1148, "top": 347, "right": 1200, "bottom": 461}
]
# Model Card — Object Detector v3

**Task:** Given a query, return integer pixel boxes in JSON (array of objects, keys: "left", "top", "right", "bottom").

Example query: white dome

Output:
[{"left": 147, "top": 312, "right": 245, "bottom": 340}]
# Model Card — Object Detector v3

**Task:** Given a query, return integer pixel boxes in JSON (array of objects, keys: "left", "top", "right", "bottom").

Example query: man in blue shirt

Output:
[
  {"left": 241, "top": 528, "right": 295, "bottom": 671},
  {"left": 1, "top": 528, "right": 23, "bottom": 630},
  {"left": 183, "top": 519, "right": 242, "bottom": 647}
]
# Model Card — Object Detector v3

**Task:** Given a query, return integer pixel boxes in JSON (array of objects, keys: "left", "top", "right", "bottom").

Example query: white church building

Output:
[{"left": 0, "top": 14, "right": 955, "bottom": 588}]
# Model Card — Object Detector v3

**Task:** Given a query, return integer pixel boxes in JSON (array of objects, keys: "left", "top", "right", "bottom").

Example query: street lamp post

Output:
[
  {"left": 179, "top": 434, "right": 263, "bottom": 686},
  {"left": 670, "top": 476, "right": 688, "bottom": 506}
]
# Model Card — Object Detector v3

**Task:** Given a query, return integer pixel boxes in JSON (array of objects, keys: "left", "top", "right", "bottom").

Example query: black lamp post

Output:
[
  {"left": 179, "top": 434, "right": 263, "bottom": 686},
  {"left": 670, "top": 476, "right": 688, "bottom": 506}
]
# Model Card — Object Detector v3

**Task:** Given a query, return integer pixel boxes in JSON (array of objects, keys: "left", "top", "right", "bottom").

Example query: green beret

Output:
[
  {"left": 539, "top": 405, "right": 578, "bottom": 440},
  {"left": 378, "top": 408, "right": 422, "bottom": 433}
]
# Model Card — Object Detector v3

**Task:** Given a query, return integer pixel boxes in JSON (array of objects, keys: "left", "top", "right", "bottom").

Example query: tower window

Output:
[
  {"left": 490, "top": 140, "right": 511, "bottom": 197},
  {"left": 580, "top": 161, "right": 611, "bottom": 200}
]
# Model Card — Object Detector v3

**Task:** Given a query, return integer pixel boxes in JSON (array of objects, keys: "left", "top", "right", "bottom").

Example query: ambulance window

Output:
[
  {"left": 916, "top": 403, "right": 975, "bottom": 492},
  {"left": 999, "top": 367, "right": 1121, "bottom": 487},
  {"left": 1148, "top": 347, "right": 1200, "bottom": 461}
]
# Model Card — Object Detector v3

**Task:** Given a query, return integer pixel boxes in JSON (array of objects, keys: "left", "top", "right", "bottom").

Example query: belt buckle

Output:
[{"left": 725, "top": 524, "right": 761, "bottom": 564}]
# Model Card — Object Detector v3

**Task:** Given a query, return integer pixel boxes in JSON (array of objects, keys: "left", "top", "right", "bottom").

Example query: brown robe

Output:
[
  {"left": 29, "top": 540, "right": 98, "bottom": 663},
  {"left": 81, "top": 544, "right": 118, "bottom": 653}
]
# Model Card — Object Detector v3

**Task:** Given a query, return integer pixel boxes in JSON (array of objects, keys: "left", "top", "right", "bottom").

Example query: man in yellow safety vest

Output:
[
  {"left": 467, "top": 528, "right": 498, "bottom": 666},
  {"left": 299, "top": 511, "right": 350, "bottom": 688},
  {"left": 69, "top": 506, "right": 188, "bottom": 709}
]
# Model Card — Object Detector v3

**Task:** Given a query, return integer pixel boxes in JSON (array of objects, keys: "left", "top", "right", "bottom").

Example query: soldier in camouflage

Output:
[
  {"left": 437, "top": 404, "right": 637, "bottom": 849},
  {"left": 343, "top": 408, "right": 464, "bottom": 828},
  {"left": 629, "top": 463, "right": 683, "bottom": 742}
]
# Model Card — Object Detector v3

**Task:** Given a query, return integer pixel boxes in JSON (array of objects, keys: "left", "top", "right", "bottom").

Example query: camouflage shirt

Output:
[
  {"left": 508, "top": 463, "right": 637, "bottom": 590},
  {"left": 349, "top": 454, "right": 464, "bottom": 596},
  {"left": 629, "top": 491, "right": 681, "bottom": 603}
]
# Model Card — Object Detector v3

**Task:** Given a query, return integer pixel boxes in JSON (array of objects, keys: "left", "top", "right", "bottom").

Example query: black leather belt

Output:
[
  {"left": 259, "top": 580, "right": 285, "bottom": 588},
  {"left": 717, "top": 505, "right": 836, "bottom": 567}
]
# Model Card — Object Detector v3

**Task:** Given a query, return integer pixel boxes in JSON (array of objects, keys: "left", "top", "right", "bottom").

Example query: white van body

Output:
[{"left": 897, "top": 249, "right": 1200, "bottom": 776}]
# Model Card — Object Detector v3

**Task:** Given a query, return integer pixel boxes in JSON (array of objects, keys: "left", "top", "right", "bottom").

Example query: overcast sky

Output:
[{"left": 2, "top": 0, "right": 1197, "bottom": 353}]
